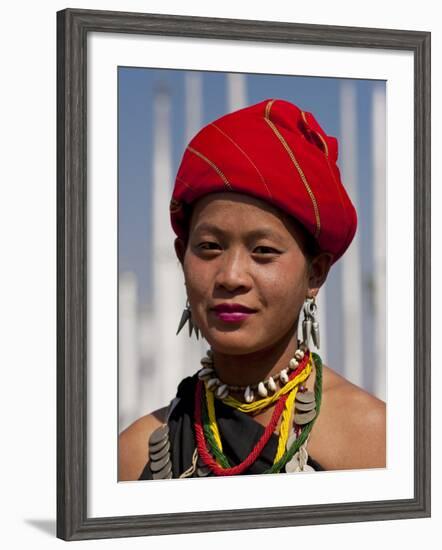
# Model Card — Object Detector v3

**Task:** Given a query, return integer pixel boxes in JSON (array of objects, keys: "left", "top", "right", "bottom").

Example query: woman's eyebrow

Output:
[{"left": 193, "top": 222, "right": 283, "bottom": 241}]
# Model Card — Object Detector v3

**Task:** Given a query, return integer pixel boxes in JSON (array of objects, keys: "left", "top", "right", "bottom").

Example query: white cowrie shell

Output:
[
  {"left": 280, "top": 369, "right": 289, "bottom": 384},
  {"left": 215, "top": 384, "right": 229, "bottom": 399},
  {"left": 244, "top": 386, "right": 254, "bottom": 403},
  {"left": 267, "top": 376, "right": 277, "bottom": 392},
  {"left": 198, "top": 367, "right": 214, "bottom": 380},
  {"left": 294, "top": 349, "right": 305, "bottom": 361},
  {"left": 207, "top": 378, "right": 219, "bottom": 390},
  {"left": 200, "top": 356, "right": 213, "bottom": 365},
  {"left": 257, "top": 382, "right": 268, "bottom": 397},
  {"left": 289, "top": 358, "right": 299, "bottom": 370}
]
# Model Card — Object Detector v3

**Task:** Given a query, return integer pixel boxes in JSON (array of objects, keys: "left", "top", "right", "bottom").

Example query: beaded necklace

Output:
[
  {"left": 194, "top": 351, "right": 323, "bottom": 475},
  {"left": 204, "top": 356, "right": 312, "bottom": 456}
]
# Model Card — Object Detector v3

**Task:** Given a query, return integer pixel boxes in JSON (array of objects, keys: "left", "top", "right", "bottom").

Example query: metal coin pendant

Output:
[
  {"left": 295, "top": 400, "right": 316, "bottom": 412},
  {"left": 152, "top": 460, "right": 173, "bottom": 479},
  {"left": 149, "top": 440, "right": 171, "bottom": 461},
  {"left": 149, "top": 436, "right": 169, "bottom": 454},
  {"left": 295, "top": 390, "right": 315, "bottom": 404},
  {"left": 294, "top": 408, "right": 316, "bottom": 425},
  {"left": 149, "top": 424, "right": 169, "bottom": 446},
  {"left": 149, "top": 453, "right": 171, "bottom": 472}
]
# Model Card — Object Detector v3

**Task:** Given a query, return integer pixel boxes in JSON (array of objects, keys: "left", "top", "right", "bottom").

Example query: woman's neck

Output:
[{"left": 210, "top": 331, "right": 301, "bottom": 388}]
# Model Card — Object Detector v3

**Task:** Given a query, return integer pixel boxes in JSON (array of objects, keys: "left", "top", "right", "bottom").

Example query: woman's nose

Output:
[{"left": 214, "top": 250, "right": 252, "bottom": 292}]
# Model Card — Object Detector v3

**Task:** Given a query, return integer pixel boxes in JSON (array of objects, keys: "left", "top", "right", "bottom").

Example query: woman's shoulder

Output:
[
  {"left": 118, "top": 406, "right": 169, "bottom": 481},
  {"left": 308, "top": 363, "right": 386, "bottom": 471}
]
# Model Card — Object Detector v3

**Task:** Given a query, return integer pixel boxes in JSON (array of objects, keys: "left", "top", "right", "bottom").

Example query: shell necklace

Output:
[{"left": 197, "top": 345, "right": 309, "bottom": 403}]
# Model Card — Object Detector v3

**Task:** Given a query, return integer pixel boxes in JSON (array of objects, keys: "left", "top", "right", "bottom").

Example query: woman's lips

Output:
[{"left": 212, "top": 311, "right": 255, "bottom": 322}]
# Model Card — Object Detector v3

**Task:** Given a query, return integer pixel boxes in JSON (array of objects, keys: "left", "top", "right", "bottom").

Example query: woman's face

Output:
[{"left": 175, "top": 192, "right": 324, "bottom": 356}]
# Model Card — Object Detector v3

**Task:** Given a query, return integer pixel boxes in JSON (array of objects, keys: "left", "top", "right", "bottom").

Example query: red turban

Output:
[{"left": 169, "top": 98, "right": 357, "bottom": 264}]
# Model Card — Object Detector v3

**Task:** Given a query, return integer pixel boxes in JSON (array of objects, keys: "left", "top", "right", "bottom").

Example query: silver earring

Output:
[
  {"left": 302, "top": 297, "right": 320, "bottom": 349},
  {"left": 176, "top": 298, "right": 200, "bottom": 339}
]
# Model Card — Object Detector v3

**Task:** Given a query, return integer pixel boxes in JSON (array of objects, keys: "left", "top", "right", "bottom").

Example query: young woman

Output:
[{"left": 119, "top": 98, "right": 386, "bottom": 481}]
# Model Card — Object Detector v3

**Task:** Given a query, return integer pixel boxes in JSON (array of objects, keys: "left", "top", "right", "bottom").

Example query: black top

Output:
[{"left": 139, "top": 373, "right": 324, "bottom": 480}]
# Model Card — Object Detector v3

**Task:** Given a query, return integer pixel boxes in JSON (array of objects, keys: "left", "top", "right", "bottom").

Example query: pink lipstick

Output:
[
  {"left": 211, "top": 303, "right": 257, "bottom": 323},
  {"left": 213, "top": 311, "right": 254, "bottom": 322}
]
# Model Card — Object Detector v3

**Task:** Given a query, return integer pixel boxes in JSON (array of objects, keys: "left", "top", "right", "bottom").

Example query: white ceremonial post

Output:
[
  {"left": 151, "top": 83, "right": 186, "bottom": 409},
  {"left": 372, "top": 85, "right": 387, "bottom": 401},
  {"left": 185, "top": 72, "right": 203, "bottom": 144},
  {"left": 227, "top": 72, "right": 247, "bottom": 111},
  {"left": 180, "top": 72, "right": 208, "bottom": 369},
  {"left": 118, "top": 271, "right": 139, "bottom": 430},
  {"left": 340, "top": 81, "right": 364, "bottom": 388}
]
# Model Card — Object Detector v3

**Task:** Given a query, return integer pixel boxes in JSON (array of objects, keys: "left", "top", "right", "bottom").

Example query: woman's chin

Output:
[{"left": 202, "top": 330, "right": 265, "bottom": 355}]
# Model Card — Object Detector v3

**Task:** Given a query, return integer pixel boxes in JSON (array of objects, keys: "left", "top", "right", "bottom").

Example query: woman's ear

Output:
[
  {"left": 174, "top": 237, "right": 186, "bottom": 267},
  {"left": 308, "top": 252, "right": 333, "bottom": 295}
]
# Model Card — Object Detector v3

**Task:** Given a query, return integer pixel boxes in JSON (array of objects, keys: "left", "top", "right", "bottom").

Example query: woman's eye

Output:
[
  {"left": 197, "top": 243, "right": 278, "bottom": 254},
  {"left": 254, "top": 246, "right": 278, "bottom": 254},
  {"left": 198, "top": 242, "right": 220, "bottom": 250}
]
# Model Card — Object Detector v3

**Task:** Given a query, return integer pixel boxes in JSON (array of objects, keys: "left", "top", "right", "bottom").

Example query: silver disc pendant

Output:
[
  {"left": 149, "top": 435, "right": 169, "bottom": 455},
  {"left": 149, "top": 440, "right": 171, "bottom": 461},
  {"left": 149, "top": 453, "right": 171, "bottom": 473},
  {"left": 149, "top": 424, "right": 169, "bottom": 446},
  {"left": 295, "top": 400, "right": 316, "bottom": 412},
  {"left": 294, "top": 408, "right": 316, "bottom": 425},
  {"left": 152, "top": 460, "right": 173, "bottom": 479},
  {"left": 295, "top": 390, "right": 315, "bottom": 404}
]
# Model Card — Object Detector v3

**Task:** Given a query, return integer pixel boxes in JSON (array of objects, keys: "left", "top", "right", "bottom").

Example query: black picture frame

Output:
[{"left": 57, "top": 7, "right": 431, "bottom": 541}]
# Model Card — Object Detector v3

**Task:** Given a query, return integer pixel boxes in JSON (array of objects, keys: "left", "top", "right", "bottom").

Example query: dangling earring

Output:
[
  {"left": 302, "top": 296, "right": 320, "bottom": 349},
  {"left": 176, "top": 298, "right": 200, "bottom": 339}
]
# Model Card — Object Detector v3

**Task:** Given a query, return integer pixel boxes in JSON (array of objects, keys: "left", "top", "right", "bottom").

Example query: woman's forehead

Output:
[{"left": 189, "top": 192, "right": 302, "bottom": 240}]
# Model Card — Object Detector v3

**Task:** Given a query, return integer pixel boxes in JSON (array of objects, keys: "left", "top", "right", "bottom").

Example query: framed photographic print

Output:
[{"left": 57, "top": 7, "right": 431, "bottom": 541}]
